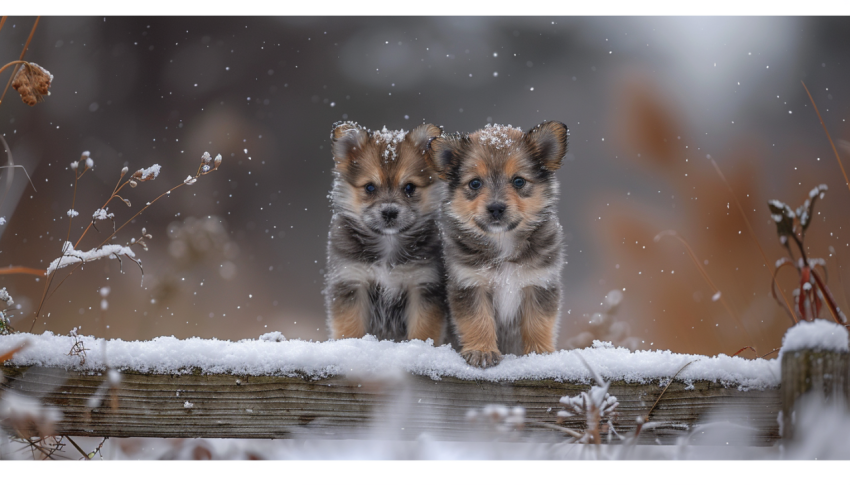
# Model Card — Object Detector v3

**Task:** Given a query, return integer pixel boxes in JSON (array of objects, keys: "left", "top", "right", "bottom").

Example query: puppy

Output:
[
  {"left": 325, "top": 121, "right": 450, "bottom": 345},
  {"left": 428, "top": 122, "right": 567, "bottom": 367}
]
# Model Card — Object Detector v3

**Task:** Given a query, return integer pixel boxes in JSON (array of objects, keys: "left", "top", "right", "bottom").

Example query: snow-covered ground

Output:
[{"left": 2, "top": 330, "right": 780, "bottom": 388}]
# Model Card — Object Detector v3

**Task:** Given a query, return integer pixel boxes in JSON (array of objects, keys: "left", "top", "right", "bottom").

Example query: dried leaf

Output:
[{"left": 767, "top": 199, "right": 794, "bottom": 241}]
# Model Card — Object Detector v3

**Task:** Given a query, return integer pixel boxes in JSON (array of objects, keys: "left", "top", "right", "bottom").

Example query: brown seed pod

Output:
[{"left": 11, "top": 62, "right": 53, "bottom": 107}]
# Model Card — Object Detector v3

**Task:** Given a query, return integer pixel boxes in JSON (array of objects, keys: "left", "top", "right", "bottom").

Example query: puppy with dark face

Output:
[
  {"left": 428, "top": 122, "right": 568, "bottom": 367},
  {"left": 325, "top": 121, "right": 450, "bottom": 345}
]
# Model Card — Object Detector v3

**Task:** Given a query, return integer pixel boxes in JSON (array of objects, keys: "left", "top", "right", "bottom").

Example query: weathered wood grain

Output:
[
  {"left": 1, "top": 365, "right": 780, "bottom": 445},
  {"left": 780, "top": 350, "right": 850, "bottom": 440}
]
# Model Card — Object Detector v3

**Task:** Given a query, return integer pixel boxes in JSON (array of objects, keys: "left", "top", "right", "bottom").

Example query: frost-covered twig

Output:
[
  {"left": 30, "top": 151, "right": 224, "bottom": 331},
  {"left": 769, "top": 185, "right": 846, "bottom": 324},
  {"left": 556, "top": 355, "right": 620, "bottom": 446},
  {"left": 45, "top": 242, "right": 136, "bottom": 275}
]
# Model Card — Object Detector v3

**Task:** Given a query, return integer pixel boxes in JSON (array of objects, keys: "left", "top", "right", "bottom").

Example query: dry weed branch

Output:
[
  {"left": 801, "top": 81, "right": 850, "bottom": 196},
  {"left": 644, "top": 360, "right": 694, "bottom": 422},
  {"left": 708, "top": 155, "right": 796, "bottom": 322},
  {"left": 0, "top": 17, "right": 40, "bottom": 107},
  {"left": 768, "top": 185, "right": 847, "bottom": 323},
  {"left": 654, "top": 230, "right": 753, "bottom": 343},
  {"left": 29, "top": 152, "right": 223, "bottom": 330}
]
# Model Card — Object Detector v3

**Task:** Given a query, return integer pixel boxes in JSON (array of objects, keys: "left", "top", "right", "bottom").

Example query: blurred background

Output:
[{"left": 1, "top": 16, "right": 849, "bottom": 356}]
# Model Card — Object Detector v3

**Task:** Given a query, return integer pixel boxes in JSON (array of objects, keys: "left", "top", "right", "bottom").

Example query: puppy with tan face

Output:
[
  {"left": 325, "top": 121, "right": 450, "bottom": 345},
  {"left": 428, "top": 122, "right": 568, "bottom": 367}
]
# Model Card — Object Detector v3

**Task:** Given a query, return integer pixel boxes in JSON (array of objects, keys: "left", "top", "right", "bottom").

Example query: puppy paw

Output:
[
  {"left": 523, "top": 343, "right": 555, "bottom": 355},
  {"left": 462, "top": 349, "right": 503, "bottom": 368}
]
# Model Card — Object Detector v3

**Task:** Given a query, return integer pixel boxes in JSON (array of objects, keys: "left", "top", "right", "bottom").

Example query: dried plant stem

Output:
[
  {"left": 645, "top": 360, "right": 694, "bottom": 422},
  {"left": 18, "top": 436, "right": 63, "bottom": 460},
  {"left": 66, "top": 167, "right": 79, "bottom": 243},
  {"left": 654, "top": 230, "right": 754, "bottom": 343},
  {"left": 0, "top": 60, "right": 31, "bottom": 77},
  {"left": 0, "top": 16, "right": 39, "bottom": 107},
  {"left": 830, "top": 246, "right": 850, "bottom": 313},
  {"left": 0, "top": 266, "right": 44, "bottom": 276},
  {"left": 0, "top": 16, "right": 7, "bottom": 35},
  {"left": 533, "top": 421, "right": 583, "bottom": 439},
  {"left": 30, "top": 165, "right": 82, "bottom": 330},
  {"left": 802, "top": 81, "right": 850, "bottom": 195},
  {"left": 74, "top": 177, "right": 132, "bottom": 249},
  {"left": 29, "top": 162, "right": 220, "bottom": 330},
  {"left": 0, "top": 341, "right": 27, "bottom": 363},
  {"left": 0, "top": 133, "right": 38, "bottom": 218},
  {"left": 810, "top": 267, "right": 847, "bottom": 323},
  {"left": 95, "top": 170, "right": 218, "bottom": 249},
  {"left": 65, "top": 436, "right": 88, "bottom": 460},
  {"left": 731, "top": 346, "right": 757, "bottom": 357},
  {"left": 758, "top": 348, "right": 779, "bottom": 359},
  {"left": 709, "top": 156, "right": 797, "bottom": 323},
  {"left": 29, "top": 157, "right": 100, "bottom": 330},
  {"left": 43, "top": 261, "right": 85, "bottom": 303}
]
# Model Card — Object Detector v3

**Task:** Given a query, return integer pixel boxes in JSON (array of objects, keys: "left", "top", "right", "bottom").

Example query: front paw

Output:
[
  {"left": 523, "top": 342, "right": 555, "bottom": 355},
  {"left": 462, "top": 349, "right": 503, "bottom": 368}
]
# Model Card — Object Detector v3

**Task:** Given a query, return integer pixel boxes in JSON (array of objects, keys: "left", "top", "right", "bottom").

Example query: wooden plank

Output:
[
  {"left": 780, "top": 350, "right": 850, "bottom": 440},
  {"left": 1, "top": 365, "right": 780, "bottom": 445}
]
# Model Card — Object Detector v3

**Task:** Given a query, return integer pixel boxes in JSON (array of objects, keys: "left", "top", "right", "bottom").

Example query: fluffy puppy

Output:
[
  {"left": 428, "top": 122, "right": 568, "bottom": 367},
  {"left": 325, "top": 121, "right": 450, "bottom": 345}
]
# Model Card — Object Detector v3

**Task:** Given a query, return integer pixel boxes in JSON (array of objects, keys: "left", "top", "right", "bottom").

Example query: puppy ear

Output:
[
  {"left": 524, "top": 121, "right": 568, "bottom": 171},
  {"left": 330, "top": 121, "right": 369, "bottom": 165},
  {"left": 427, "top": 133, "right": 467, "bottom": 181},
  {"left": 408, "top": 123, "right": 442, "bottom": 151}
]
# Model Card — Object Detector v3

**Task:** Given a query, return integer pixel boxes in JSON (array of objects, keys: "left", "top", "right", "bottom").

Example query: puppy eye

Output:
[
  {"left": 404, "top": 183, "right": 416, "bottom": 196},
  {"left": 512, "top": 177, "right": 526, "bottom": 189},
  {"left": 365, "top": 183, "right": 376, "bottom": 194},
  {"left": 468, "top": 179, "right": 483, "bottom": 190}
]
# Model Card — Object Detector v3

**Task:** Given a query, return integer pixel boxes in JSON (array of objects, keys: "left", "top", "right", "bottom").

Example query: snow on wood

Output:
[
  {"left": 779, "top": 320, "right": 850, "bottom": 440},
  {"left": 0, "top": 364, "right": 781, "bottom": 444},
  {"left": 1, "top": 332, "right": 779, "bottom": 389},
  {"left": 779, "top": 319, "right": 849, "bottom": 357}
]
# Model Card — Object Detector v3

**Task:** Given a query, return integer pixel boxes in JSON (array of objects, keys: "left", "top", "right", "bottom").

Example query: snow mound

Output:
[
  {"left": 0, "top": 332, "right": 779, "bottom": 389},
  {"left": 779, "top": 319, "right": 849, "bottom": 357}
]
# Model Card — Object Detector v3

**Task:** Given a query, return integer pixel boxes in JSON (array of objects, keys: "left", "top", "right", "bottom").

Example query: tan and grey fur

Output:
[
  {"left": 325, "top": 121, "right": 451, "bottom": 345},
  {"left": 428, "top": 122, "right": 568, "bottom": 367}
]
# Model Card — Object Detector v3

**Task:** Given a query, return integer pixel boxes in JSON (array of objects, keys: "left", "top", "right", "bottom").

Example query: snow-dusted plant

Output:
[
  {"left": 67, "top": 327, "right": 89, "bottom": 365},
  {"left": 769, "top": 184, "right": 847, "bottom": 324},
  {"left": 465, "top": 404, "right": 525, "bottom": 433},
  {"left": 555, "top": 356, "right": 620, "bottom": 446},
  {"left": 0, "top": 287, "right": 14, "bottom": 335},
  {"left": 25, "top": 149, "right": 225, "bottom": 331},
  {"left": 565, "top": 289, "right": 641, "bottom": 350}
]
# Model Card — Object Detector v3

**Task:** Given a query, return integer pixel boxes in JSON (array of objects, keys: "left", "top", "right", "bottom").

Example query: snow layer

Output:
[
  {"left": 477, "top": 123, "right": 519, "bottom": 149},
  {"left": 0, "top": 333, "right": 779, "bottom": 389},
  {"left": 46, "top": 242, "right": 137, "bottom": 275},
  {"left": 133, "top": 163, "right": 161, "bottom": 181},
  {"left": 779, "top": 319, "right": 849, "bottom": 357}
]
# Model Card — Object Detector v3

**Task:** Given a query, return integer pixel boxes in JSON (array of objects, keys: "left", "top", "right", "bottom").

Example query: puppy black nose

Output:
[
  {"left": 487, "top": 203, "right": 507, "bottom": 220},
  {"left": 381, "top": 208, "right": 399, "bottom": 223}
]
